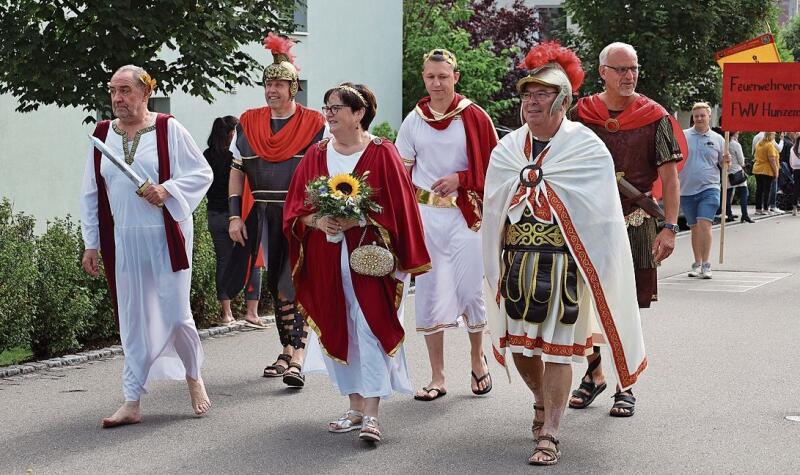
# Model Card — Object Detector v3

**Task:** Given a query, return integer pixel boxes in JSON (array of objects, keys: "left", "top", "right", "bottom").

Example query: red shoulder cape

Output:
[
  {"left": 284, "top": 139, "right": 431, "bottom": 363},
  {"left": 239, "top": 104, "right": 325, "bottom": 163},
  {"left": 92, "top": 114, "right": 190, "bottom": 324},
  {"left": 415, "top": 94, "right": 498, "bottom": 230},
  {"left": 575, "top": 94, "right": 688, "bottom": 199}
]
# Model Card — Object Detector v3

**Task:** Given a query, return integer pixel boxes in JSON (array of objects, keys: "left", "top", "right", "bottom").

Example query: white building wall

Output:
[{"left": 0, "top": 0, "right": 402, "bottom": 229}]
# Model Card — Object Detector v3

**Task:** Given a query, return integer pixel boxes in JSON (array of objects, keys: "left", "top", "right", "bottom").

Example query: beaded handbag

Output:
[{"left": 349, "top": 227, "right": 394, "bottom": 277}]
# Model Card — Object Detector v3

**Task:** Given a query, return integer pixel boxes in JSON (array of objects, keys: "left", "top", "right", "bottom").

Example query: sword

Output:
[
  {"left": 88, "top": 135, "right": 162, "bottom": 207},
  {"left": 616, "top": 172, "right": 665, "bottom": 221}
]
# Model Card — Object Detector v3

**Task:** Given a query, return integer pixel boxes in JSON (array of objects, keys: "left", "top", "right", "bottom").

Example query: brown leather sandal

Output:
[{"left": 528, "top": 434, "right": 561, "bottom": 466}]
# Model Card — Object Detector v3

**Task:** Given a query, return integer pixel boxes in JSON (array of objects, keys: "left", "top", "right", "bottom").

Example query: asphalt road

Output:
[{"left": 2, "top": 213, "right": 799, "bottom": 474}]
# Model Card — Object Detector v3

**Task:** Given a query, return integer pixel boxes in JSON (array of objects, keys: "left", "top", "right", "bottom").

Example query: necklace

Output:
[{"left": 112, "top": 115, "right": 156, "bottom": 165}]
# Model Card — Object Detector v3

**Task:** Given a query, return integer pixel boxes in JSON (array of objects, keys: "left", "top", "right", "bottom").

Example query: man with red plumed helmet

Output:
[
  {"left": 224, "top": 33, "right": 326, "bottom": 387},
  {"left": 482, "top": 42, "right": 647, "bottom": 465}
]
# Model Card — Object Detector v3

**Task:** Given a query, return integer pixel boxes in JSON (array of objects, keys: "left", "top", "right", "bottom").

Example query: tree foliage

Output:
[
  {"left": 403, "top": 0, "right": 513, "bottom": 120},
  {"left": 778, "top": 14, "right": 800, "bottom": 61},
  {"left": 0, "top": 0, "right": 298, "bottom": 122},
  {"left": 562, "top": 0, "right": 776, "bottom": 111},
  {"left": 457, "top": 0, "right": 541, "bottom": 126}
]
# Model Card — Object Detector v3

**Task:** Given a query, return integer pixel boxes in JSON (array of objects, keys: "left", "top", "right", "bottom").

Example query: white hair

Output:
[
  {"left": 113, "top": 64, "right": 149, "bottom": 89},
  {"left": 599, "top": 42, "right": 638, "bottom": 65}
]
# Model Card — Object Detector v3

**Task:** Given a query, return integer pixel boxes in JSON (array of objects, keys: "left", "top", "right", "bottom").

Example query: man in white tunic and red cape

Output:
[
  {"left": 80, "top": 65, "right": 213, "bottom": 428},
  {"left": 483, "top": 44, "right": 646, "bottom": 465},
  {"left": 395, "top": 49, "right": 498, "bottom": 400}
]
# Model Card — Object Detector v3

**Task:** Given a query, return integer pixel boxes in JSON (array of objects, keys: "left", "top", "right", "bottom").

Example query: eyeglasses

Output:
[
  {"left": 602, "top": 64, "right": 639, "bottom": 75},
  {"left": 520, "top": 91, "right": 558, "bottom": 103},
  {"left": 322, "top": 104, "right": 348, "bottom": 115}
]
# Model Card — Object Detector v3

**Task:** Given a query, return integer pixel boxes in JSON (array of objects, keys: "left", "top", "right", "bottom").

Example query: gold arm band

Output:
[
  {"left": 228, "top": 215, "right": 241, "bottom": 221},
  {"left": 415, "top": 187, "right": 458, "bottom": 208}
]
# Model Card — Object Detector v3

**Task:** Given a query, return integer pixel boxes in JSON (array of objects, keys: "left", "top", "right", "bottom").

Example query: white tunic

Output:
[
  {"left": 395, "top": 111, "right": 486, "bottom": 335},
  {"left": 303, "top": 138, "right": 413, "bottom": 398},
  {"left": 80, "top": 117, "right": 213, "bottom": 400}
]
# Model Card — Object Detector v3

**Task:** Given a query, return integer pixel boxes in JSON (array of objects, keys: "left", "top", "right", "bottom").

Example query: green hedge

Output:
[
  {"left": 0, "top": 197, "right": 268, "bottom": 360},
  {"left": 0, "top": 199, "right": 37, "bottom": 351}
]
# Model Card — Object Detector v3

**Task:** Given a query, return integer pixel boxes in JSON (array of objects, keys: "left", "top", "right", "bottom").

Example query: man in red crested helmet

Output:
[
  {"left": 224, "top": 33, "right": 326, "bottom": 388},
  {"left": 483, "top": 42, "right": 647, "bottom": 466}
]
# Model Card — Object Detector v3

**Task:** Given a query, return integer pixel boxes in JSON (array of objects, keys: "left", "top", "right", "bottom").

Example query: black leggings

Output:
[{"left": 754, "top": 174, "right": 774, "bottom": 211}]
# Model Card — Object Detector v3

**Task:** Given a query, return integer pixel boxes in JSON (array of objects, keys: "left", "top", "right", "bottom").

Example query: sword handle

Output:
[{"left": 136, "top": 178, "right": 164, "bottom": 208}]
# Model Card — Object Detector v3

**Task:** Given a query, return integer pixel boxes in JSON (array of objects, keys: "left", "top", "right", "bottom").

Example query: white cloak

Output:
[{"left": 482, "top": 119, "right": 647, "bottom": 389}]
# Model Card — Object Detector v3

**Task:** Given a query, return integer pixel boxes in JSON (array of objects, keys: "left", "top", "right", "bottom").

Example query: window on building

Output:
[
  {"left": 294, "top": 2, "right": 308, "bottom": 33},
  {"left": 535, "top": 6, "right": 566, "bottom": 41},
  {"left": 148, "top": 97, "right": 171, "bottom": 114}
]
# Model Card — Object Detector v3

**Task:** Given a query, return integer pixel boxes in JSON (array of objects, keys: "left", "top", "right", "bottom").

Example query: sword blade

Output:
[{"left": 88, "top": 135, "right": 146, "bottom": 188}]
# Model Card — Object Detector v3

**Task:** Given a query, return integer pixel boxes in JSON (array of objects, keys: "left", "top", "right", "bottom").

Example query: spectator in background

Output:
[
  {"left": 203, "top": 116, "right": 264, "bottom": 328},
  {"left": 753, "top": 132, "right": 780, "bottom": 216},
  {"left": 725, "top": 132, "right": 753, "bottom": 223},
  {"left": 679, "top": 102, "right": 729, "bottom": 279},
  {"left": 790, "top": 135, "right": 800, "bottom": 216},
  {"left": 752, "top": 131, "right": 784, "bottom": 213}
]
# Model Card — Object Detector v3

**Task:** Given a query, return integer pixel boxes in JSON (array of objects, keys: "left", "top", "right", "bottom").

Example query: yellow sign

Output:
[{"left": 715, "top": 34, "right": 780, "bottom": 70}]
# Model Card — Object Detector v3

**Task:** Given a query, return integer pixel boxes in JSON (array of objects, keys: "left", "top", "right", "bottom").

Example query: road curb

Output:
[{"left": 0, "top": 315, "right": 276, "bottom": 379}]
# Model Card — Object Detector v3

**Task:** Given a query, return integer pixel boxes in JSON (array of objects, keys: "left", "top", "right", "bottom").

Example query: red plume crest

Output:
[
  {"left": 263, "top": 32, "right": 298, "bottom": 67},
  {"left": 519, "top": 41, "right": 584, "bottom": 92}
]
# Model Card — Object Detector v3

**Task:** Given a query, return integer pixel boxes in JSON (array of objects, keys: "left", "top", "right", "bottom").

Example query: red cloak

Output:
[
  {"left": 284, "top": 138, "right": 431, "bottom": 363},
  {"left": 575, "top": 94, "right": 688, "bottom": 199},
  {"left": 415, "top": 94, "right": 498, "bottom": 230}
]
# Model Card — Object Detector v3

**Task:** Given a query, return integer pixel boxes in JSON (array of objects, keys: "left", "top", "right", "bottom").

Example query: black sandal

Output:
[
  {"left": 610, "top": 389, "right": 636, "bottom": 417},
  {"left": 282, "top": 362, "right": 305, "bottom": 388},
  {"left": 471, "top": 355, "right": 492, "bottom": 395},
  {"left": 569, "top": 352, "right": 606, "bottom": 409},
  {"left": 263, "top": 353, "right": 291, "bottom": 378},
  {"left": 531, "top": 404, "right": 544, "bottom": 438},
  {"left": 529, "top": 434, "right": 561, "bottom": 466}
]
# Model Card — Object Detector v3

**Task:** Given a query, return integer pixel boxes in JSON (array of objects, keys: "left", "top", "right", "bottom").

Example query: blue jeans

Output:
[{"left": 681, "top": 188, "right": 721, "bottom": 226}]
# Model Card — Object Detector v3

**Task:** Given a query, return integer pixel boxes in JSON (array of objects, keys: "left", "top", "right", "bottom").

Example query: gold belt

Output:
[
  {"left": 504, "top": 221, "right": 566, "bottom": 248},
  {"left": 416, "top": 187, "right": 458, "bottom": 208}
]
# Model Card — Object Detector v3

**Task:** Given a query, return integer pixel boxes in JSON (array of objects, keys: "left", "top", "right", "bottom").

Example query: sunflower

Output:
[{"left": 328, "top": 173, "right": 361, "bottom": 198}]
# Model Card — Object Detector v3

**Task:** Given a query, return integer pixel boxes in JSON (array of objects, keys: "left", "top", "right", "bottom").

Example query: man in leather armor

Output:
[
  {"left": 567, "top": 42, "right": 683, "bottom": 417},
  {"left": 224, "top": 33, "right": 325, "bottom": 387}
]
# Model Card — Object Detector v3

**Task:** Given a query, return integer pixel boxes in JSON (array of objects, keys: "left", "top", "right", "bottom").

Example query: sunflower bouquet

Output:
[{"left": 304, "top": 172, "right": 383, "bottom": 221}]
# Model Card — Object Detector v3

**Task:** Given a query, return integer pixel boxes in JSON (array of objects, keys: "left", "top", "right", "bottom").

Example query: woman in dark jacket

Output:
[{"left": 204, "top": 116, "right": 265, "bottom": 328}]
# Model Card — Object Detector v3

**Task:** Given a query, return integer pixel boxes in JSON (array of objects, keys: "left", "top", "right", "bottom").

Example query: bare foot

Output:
[
  {"left": 101, "top": 401, "right": 141, "bottom": 428},
  {"left": 187, "top": 377, "right": 211, "bottom": 416},
  {"left": 219, "top": 313, "right": 235, "bottom": 325}
]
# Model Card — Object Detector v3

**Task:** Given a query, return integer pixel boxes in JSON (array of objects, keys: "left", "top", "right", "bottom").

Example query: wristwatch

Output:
[{"left": 662, "top": 223, "right": 680, "bottom": 234}]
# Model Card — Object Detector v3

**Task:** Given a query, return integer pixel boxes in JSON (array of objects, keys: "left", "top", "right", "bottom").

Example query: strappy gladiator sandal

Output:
[
  {"left": 569, "top": 353, "right": 607, "bottom": 409},
  {"left": 531, "top": 404, "right": 544, "bottom": 439},
  {"left": 529, "top": 434, "right": 561, "bottom": 466},
  {"left": 328, "top": 409, "right": 364, "bottom": 433},
  {"left": 358, "top": 416, "right": 381, "bottom": 442},
  {"left": 263, "top": 353, "right": 291, "bottom": 378}
]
